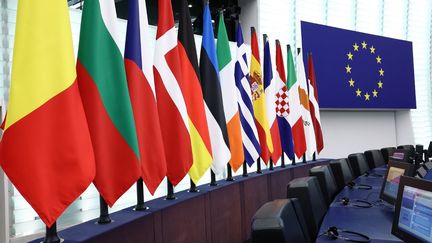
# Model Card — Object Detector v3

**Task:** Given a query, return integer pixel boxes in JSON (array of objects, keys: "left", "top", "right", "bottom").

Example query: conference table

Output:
[{"left": 316, "top": 166, "right": 403, "bottom": 243}]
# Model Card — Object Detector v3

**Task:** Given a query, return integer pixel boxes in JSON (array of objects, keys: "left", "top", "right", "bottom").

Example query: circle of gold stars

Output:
[{"left": 345, "top": 41, "right": 384, "bottom": 101}]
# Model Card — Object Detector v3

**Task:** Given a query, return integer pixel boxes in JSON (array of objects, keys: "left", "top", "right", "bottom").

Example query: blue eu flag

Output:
[{"left": 301, "top": 21, "right": 416, "bottom": 109}]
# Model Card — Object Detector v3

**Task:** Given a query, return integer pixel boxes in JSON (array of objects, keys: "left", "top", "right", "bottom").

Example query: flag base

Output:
[
  {"left": 97, "top": 196, "right": 112, "bottom": 224},
  {"left": 189, "top": 179, "right": 200, "bottom": 193},
  {"left": 42, "top": 222, "right": 62, "bottom": 243},
  {"left": 256, "top": 158, "right": 262, "bottom": 174},
  {"left": 134, "top": 178, "right": 149, "bottom": 211},
  {"left": 242, "top": 161, "right": 248, "bottom": 177},
  {"left": 165, "top": 180, "right": 177, "bottom": 200},
  {"left": 210, "top": 170, "right": 218, "bottom": 186},
  {"left": 226, "top": 164, "right": 234, "bottom": 181},
  {"left": 281, "top": 153, "right": 286, "bottom": 168},
  {"left": 269, "top": 159, "right": 274, "bottom": 170}
]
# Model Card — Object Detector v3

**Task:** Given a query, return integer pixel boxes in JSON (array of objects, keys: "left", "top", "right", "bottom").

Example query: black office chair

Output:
[
  {"left": 380, "top": 147, "right": 396, "bottom": 164},
  {"left": 329, "top": 158, "right": 354, "bottom": 191},
  {"left": 309, "top": 165, "right": 338, "bottom": 205},
  {"left": 287, "top": 177, "right": 326, "bottom": 240},
  {"left": 364, "top": 150, "right": 386, "bottom": 168},
  {"left": 397, "top": 145, "right": 415, "bottom": 155},
  {"left": 251, "top": 199, "right": 312, "bottom": 243},
  {"left": 348, "top": 153, "right": 370, "bottom": 178}
]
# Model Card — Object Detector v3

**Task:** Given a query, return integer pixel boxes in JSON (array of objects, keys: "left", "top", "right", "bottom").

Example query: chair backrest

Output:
[
  {"left": 251, "top": 199, "right": 311, "bottom": 243},
  {"left": 364, "top": 150, "right": 386, "bottom": 168},
  {"left": 330, "top": 158, "right": 354, "bottom": 190},
  {"left": 380, "top": 147, "right": 396, "bottom": 163},
  {"left": 286, "top": 177, "right": 327, "bottom": 239},
  {"left": 348, "top": 153, "right": 370, "bottom": 178},
  {"left": 309, "top": 165, "right": 338, "bottom": 205}
]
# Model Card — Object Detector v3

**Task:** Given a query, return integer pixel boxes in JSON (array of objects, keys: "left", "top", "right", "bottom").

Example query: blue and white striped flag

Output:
[{"left": 235, "top": 24, "right": 261, "bottom": 166}]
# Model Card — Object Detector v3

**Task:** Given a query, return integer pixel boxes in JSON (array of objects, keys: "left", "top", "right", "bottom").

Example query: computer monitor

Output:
[
  {"left": 392, "top": 176, "right": 432, "bottom": 243},
  {"left": 379, "top": 161, "right": 413, "bottom": 205}
]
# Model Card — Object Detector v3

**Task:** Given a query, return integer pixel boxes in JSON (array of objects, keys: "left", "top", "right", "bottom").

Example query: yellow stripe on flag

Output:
[
  {"left": 5, "top": 0, "right": 76, "bottom": 130},
  {"left": 250, "top": 56, "right": 274, "bottom": 153},
  {"left": 188, "top": 118, "right": 213, "bottom": 184}
]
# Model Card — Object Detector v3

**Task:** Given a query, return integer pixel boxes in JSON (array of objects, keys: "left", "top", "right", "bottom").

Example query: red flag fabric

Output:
[{"left": 308, "top": 54, "right": 324, "bottom": 153}]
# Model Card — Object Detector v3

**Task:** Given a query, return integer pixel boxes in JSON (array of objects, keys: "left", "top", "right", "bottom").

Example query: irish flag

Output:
[
  {"left": 77, "top": 0, "right": 141, "bottom": 206},
  {"left": 0, "top": 0, "right": 95, "bottom": 226},
  {"left": 217, "top": 13, "right": 244, "bottom": 172}
]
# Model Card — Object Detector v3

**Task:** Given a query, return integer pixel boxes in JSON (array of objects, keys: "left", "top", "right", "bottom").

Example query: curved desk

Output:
[{"left": 316, "top": 166, "right": 403, "bottom": 243}]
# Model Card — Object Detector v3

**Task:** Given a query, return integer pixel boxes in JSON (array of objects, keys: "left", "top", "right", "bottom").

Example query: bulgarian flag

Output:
[
  {"left": 250, "top": 27, "right": 273, "bottom": 164},
  {"left": 154, "top": 0, "right": 193, "bottom": 185},
  {"left": 178, "top": 0, "right": 213, "bottom": 183},
  {"left": 77, "top": 0, "right": 141, "bottom": 206},
  {"left": 217, "top": 13, "right": 244, "bottom": 172},
  {"left": 124, "top": 0, "right": 167, "bottom": 194},
  {"left": 0, "top": 0, "right": 95, "bottom": 226}
]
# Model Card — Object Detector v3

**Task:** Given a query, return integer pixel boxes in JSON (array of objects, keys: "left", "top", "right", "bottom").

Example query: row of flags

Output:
[{"left": 0, "top": 0, "right": 323, "bottom": 228}]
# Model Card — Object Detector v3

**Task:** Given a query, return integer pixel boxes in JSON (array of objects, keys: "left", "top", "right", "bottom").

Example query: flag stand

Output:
[
  {"left": 189, "top": 179, "right": 199, "bottom": 193},
  {"left": 242, "top": 161, "right": 248, "bottom": 177},
  {"left": 98, "top": 195, "right": 112, "bottom": 224},
  {"left": 313, "top": 152, "right": 317, "bottom": 161},
  {"left": 226, "top": 164, "right": 234, "bottom": 181},
  {"left": 281, "top": 151, "right": 286, "bottom": 168},
  {"left": 269, "top": 159, "right": 274, "bottom": 170},
  {"left": 256, "top": 158, "right": 262, "bottom": 173},
  {"left": 43, "top": 222, "right": 61, "bottom": 243},
  {"left": 302, "top": 154, "right": 307, "bottom": 163},
  {"left": 292, "top": 157, "right": 296, "bottom": 165},
  {"left": 166, "top": 181, "right": 177, "bottom": 200},
  {"left": 210, "top": 170, "right": 218, "bottom": 186},
  {"left": 134, "top": 178, "right": 149, "bottom": 211}
]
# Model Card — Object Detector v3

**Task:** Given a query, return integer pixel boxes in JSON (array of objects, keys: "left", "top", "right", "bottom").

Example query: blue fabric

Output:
[
  {"left": 124, "top": 0, "right": 142, "bottom": 68},
  {"left": 201, "top": 4, "right": 219, "bottom": 75},
  {"left": 263, "top": 36, "right": 272, "bottom": 90},
  {"left": 301, "top": 21, "right": 416, "bottom": 109}
]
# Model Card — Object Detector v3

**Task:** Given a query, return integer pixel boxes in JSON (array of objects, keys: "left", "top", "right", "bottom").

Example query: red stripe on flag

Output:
[
  {"left": 125, "top": 59, "right": 167, "bottom": 194},
  {"left": 292, "top": 120, "right": 307, "bottom": 158},
  {"left": 256, "top": 120, "right": 271, "bottom": 164},
  {"left": 0, "top": 112, "right": 6, "bottom": 130},
  {"left": 270, "top": 121, "right": 282, "bottom": 164},
  {"left": 308, "top": 55, "right": 324, "bottom": 153},
  {"left": 0, "top": 81, "right": 95, "bottom": 227},
  {"left": 77, "top": 61, "right": 140, "bottom": 206},
  {"left": 153, "top": 66, "right": 193, "bottom": 186}
]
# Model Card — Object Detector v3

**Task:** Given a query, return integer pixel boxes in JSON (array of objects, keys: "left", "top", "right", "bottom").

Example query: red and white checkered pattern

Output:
[{"left": 276, "top": 87, "right": 289, "bottom": 117}]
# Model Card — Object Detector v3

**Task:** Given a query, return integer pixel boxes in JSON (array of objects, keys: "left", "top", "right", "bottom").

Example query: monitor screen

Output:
[
  {"left": 392, "top": 176, "right": 432, "bottom": 243},
  {"left": 380, "top": 161, "right": 413, "bottom": 205}
]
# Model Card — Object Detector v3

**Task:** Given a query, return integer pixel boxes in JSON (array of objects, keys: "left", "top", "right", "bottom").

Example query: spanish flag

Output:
[
  {"left": 250, "top": 27, "right": 273, "bottom": 164},
  {"left": 0, "top": 0, "right": 95, "bottom": 227}
]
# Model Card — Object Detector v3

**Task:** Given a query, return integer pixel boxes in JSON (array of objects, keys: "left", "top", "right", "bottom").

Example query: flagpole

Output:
[
  {"left": 242, "top": 161, "right": 248, "bottom": 177},
  {"left": 226, "top": 164, "right": 234, "bottom": 181},
  {"left": 256, "top": 158, "right": 262, "bottom": 173},
  {"left": 281, "top": 150, "right": 286, "bottom": 168},
  {"left": 303, "top": 153, "right": 307, "bottom": 163},
  {"left": 210, "top": 170, "right": 218, "bottom": 186},
  {"left": 43, "top": 222, "right": 61, "bottom": 243},
  {"left": 269, "top": 158, "right": 274, "bottom": 170},
  {"left": 292, "top": 156, "right": 296, "bottom": 165},
  {"left": 189, "top": 179, "right": 199, "bottom": 192},
  {"left": 166, "top": 180, "right": 177, "bottom": 200},
  {"left": 98, "top": 195, "right": 112, "bottom": 224},
  {"left": 135, "top": 178, "right": 149, "bottom": 211},
  {"left": 313, "top": 152, "right": 317, "bottom": 161}
]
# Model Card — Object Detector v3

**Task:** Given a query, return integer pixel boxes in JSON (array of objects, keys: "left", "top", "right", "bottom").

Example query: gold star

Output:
[
  {"left": 356, "top": 88, "right": 362, "bottom": 97},
  {"left": 370, "top": 46, "right": 375, "bottom": 54},
  {"left": 377, "top": 81, "right": 383, "bottom": 88},
  {"left": 361, "top": 41, "right": 367, "bottom": 49},
  {"left": 345, "top": 65, "right": 352, "bottom": 73},
  {"left": 372, "top": 89, "right": 378, "bottom": 97},
  {"left": 347, "top": 52, "right": 353, "bottom": 60},
  {"left": 376, "top": 56, "right": 382, "bottom": 63},
  {"left": 348, "top": 78, "right": 355, "bottom": 87},
  {"left": 364, "top": 92, "right": 370, "bottom": 101},
  {"left": 379, "top": 68, "right": 384, "bottom": 76},
  {"left": 353, "top": 43, "right": 359, "bottom": 51}
]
